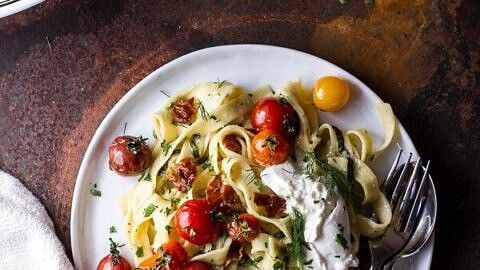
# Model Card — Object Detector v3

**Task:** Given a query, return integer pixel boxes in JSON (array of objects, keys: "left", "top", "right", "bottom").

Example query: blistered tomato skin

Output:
[
  {"left": 228, "top": 213, "right": 260, "bottom": 243},
  {"left": 108, "top": 136, "right": 152, "bottom": 176},
  {"left": 251, "top": 97, "right": 300, "bottom": 141},
  {"left": 313, "top": 76, "right": 351, "bottom": 112},
  {"left": 174, "top": 199, "right": 223, "bottom": 245}
]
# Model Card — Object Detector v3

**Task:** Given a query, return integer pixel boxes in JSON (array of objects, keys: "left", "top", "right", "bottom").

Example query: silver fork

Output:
[{"left": 369, "top": 149, "right": 431, "bottom": 270}]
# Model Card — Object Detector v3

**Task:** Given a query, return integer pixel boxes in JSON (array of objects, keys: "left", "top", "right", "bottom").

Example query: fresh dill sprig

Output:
[
  {"left": 197, "top": 101, "right": 217, "bottom": 121},
  {"left": 318, "top": 160, "right": 362, "bottom": 206},
  {"left": 246, "top": 169, "right": 262, "bottom": 187},
  {"left": 302, "top": 151, "right": 317, "bottom": 178},
  {"left": 335, "top": 223, "right": 348, "bottom": 250},
  {"left": 287, "top": 207, "right": 310, "bottom": 270}
]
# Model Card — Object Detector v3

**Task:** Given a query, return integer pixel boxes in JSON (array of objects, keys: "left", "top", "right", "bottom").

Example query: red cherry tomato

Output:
[
  {"left": 174, "top": 199, "right": 223, "bottom": 245},
  {"left": 251, "top": 129, "right": 288, "bottom": 167},
  {"left": 97, "top": 238, "right": 132, "bottom": 270},
  {"left": 251, "top": 97, "right": 300, "bottom": 141},
  {"left": 181, "top": 261, "right": 214, "bottom": 270},
  {"left": 227, "top": 213, "right": 260, "bottom": 243},
  {"left": 108, "top": 135, "right": 152, "bottom": 175}
]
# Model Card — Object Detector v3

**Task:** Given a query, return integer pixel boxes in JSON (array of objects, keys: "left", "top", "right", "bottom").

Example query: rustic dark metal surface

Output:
[{"left": 0, "top": 0, "right": 478, "bottom": 269}]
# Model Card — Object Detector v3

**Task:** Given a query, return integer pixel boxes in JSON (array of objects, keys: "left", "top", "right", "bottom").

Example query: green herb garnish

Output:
[
  {"left": 165, "top": 225, "right": 172, "bottom": 234},
  {"left": 143, "top": 203, "right": 158, "bottom": 217},
  {"left": 318, "top": 160, "right": 362, "bottom": 206},
  {"left": 189, "top": 133, "right": 201, "bottom": 159},
  {"left": 287, "top": 207, "right": 310, "bottom": 270},
  {"left": 335, "top": 223, "right": 348, "bottom": 250},
  {"left": 202, "top": 161, "right": 214, "bottom": 172},
  {"left": 197, "top": 101, "right": 216, "bottom": 121},
  {"left": 161, "top": 140, "right": 171, "bottom": 156},
  {"left": 109, "top": 226, "right": 117, "bottom": 234},
  {"left": 90, "top": 184, "right": 102, "bottom": 197},
  {"left": 136, "top": 246, "right": 144, "bottom": 257}
]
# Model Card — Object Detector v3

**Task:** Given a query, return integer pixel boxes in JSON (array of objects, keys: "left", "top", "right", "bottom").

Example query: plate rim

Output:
[{"left": 70, "top": 44, "right": 431, "bottom": 269}]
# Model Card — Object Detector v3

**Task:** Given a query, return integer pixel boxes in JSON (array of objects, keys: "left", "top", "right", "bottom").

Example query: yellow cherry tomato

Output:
[{"left": 313, "top": 76, "right": 351, "bottom": 112}]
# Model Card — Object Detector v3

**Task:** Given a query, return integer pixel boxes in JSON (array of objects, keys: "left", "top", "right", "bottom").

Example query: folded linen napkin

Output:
[{"left": 0, "top": 170, "right": 74, "bottom": 270}]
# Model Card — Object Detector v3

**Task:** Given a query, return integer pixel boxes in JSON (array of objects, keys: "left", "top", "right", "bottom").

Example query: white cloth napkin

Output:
[{"left": 0, "top": 170, "right": 74, "bottom": 270}]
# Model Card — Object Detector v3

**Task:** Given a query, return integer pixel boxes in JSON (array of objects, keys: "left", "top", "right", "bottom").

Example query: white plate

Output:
[
  {"left": 71, "top": 45, "right": 433, "bottom": 269},
  {"left": 0, "top": 0, "right": 44, "bottom": 19}
]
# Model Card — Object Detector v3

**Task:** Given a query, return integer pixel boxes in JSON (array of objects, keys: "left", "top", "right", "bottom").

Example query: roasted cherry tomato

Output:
[
  {"left": 171, "top": 97, "right": 196, "bottom": 124},
  {"left": 251, "top": 97, "right": 300, "bottom": 141},
  {"left": 205, "top": 176, "right": 244, "bottom": 215},
  {"left": 108, "top": 135, "right": 152, "bottom": 176},
  {"left": 97, "top": 238, "right": 132, "bottom": 270},
  {"left": 227, "top": 213, "right": 260, "bottom": 243},
  {"left": 251, "top": 129, "right": 288, "bottom": 167},
  {"left": 253, "top": 192, "right": 287, "bottom": 217},
  {"left": 181, "top": 261, "right": 214, "bottom": 270},
  {"left": 138, "top": 241, "right": 187, "bottom": 269},
  {"left": 174, "top": 199, "right": 223, "bottom": 245},
  {"left": 223, "top": 134, "right": 242, "bottom": 153},
  {"left": 165, "top": 158, "right": 197, "bottom": 192},
  {"left": 313, "top": 76, "right": 351, "bottom": 112}
]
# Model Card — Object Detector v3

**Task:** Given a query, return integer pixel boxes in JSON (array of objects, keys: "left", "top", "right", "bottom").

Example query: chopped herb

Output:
[
  {"left": 262, "top": 135, "right": 279, "bottom": 153},
  {"left": 90, "top": 184, "right": 102, "bottom": 197},
  {"left": 334, "top": 255, "right": 341, "bottom": 258},
  {"left": 160, "top": 90, "right": 170, "bottom": 97},
  {"left": 282, "top": 115, "right": 298, "bottom": 136},
  {"left": 109, "top": 226, "right": 117, "bottom": 233},
  {"left": 217, "top": 79, "right": 226, "bottom": 88},
  {"left": 335, "top": 224, "right": 348, "bottom": 250},
  {"left": 143, "top": 203, "right": 158, "bottom": 217},
  {"left": 273, "top": 262, "right": 284, "bottom": 270},
  {"left": 152, "top": 129, "right": 157, "bottom": 139},
  {"left": 165, "top": 225, "right": 172, "bottom": 234},
  {"left": 189, "top": 133, "right": 201, "bottom": 159},
  {"left": 202, "top": 162, "right": 214, "bottom": 172},
  {"left": 278, "top": 97, "right": 289, "bottom": 104},
  {"left": 239, "top": 255, "right": 263, "bottom": 266},
  {"left": 369, "top": 154, "right": 375, "bottom": 161},
  {"left": 137, "top": 171, "right": 146, "bottom": 182},
  {"left": 135, "top": 246, "right": 144, "bottom": 257},
  {"left": 287, "top": 207, "right": 309, "bottom": 270},
  {"left": 313, "top": 200, "right": 320, "bottom": 204},
  {"left": 164, "top": 207, "right": 172, "bottom": 216},
  {"left": 209, "top": 211, "right": 229, "bottom": 223},
  {"left": 161, "top": 140, "right": 171, "bottom": 156},
  {"left": 143, "top": 173, "right": 152, "bottom": 182},
  {"left": 123, "top": 122, "right": 127, "bottom": 135}
]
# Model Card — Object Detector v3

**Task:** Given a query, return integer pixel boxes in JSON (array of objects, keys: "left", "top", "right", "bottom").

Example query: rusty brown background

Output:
[{"left": 0, "top": 0, "right": 478, "bottom": 269}]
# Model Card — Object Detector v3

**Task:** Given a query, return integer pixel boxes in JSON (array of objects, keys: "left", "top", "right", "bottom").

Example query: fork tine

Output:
[
  {"left": 390, "top": 153, "right": 412, "bottom": 205},
  {"left": 392, "top": 158, "right": 422, "bottom": 230},
  {"left": 404, "top": 160, "right": 430, "bottom": 231},
  {"left": 381, "top": 148, "right": 403, "bottom": 191}
]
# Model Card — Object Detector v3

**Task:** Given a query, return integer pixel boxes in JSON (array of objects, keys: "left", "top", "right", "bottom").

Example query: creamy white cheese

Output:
[{"left": 261, "top": 160, "right": 359, "bottom": 270}]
